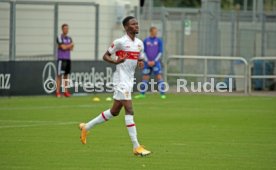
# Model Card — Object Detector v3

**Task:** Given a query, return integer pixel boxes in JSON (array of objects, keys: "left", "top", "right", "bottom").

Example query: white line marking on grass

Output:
[
  {"left": 171, "top": 143, "right": 187, "bottom": 146},
  {"left": 0, "top": 120, "right": 76, "bottom": 123},
  {"left": 0, "top": 120, "right": 78, "bottom": 129},
  {"left": 0, "top": 104, "right": 99, "bottom": 111},
  {"left": 0, "top": 101, "right": 176, "bottom": 111}
]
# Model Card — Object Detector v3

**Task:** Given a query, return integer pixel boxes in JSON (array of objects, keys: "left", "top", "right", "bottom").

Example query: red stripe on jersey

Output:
[
  {"left": 115, "top": 50, "right": 140, "bottom": 60},
  {"left": 126, "top": 124, "right": 135, "bottom": 127},
  {"left": 101, "top": 112, "right": 108, "bottom": 121}
]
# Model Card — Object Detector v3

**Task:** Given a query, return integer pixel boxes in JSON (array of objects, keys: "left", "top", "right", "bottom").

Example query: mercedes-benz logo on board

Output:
[{"left": 42, "top": 62, "right": 57, "bottom": 93}]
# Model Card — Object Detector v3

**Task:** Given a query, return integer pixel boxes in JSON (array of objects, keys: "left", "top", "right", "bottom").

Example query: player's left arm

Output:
[
  {"left": 69, "top": 37, "right": 74, "bottom": 51},
  {"left": 154, "top": 38, "right": 163, "bottom": 62}
]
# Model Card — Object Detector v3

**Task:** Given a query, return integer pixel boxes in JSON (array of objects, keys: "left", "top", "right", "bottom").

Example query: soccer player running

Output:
[
  {"left": 56, "top": 24, "right": 74, "bottom": 97},
  {"left": 135, "top": 26, "right": 166, "bottom": 99},
  {"left": 79, "top": 16, "right": 151, "bottom": 156}
]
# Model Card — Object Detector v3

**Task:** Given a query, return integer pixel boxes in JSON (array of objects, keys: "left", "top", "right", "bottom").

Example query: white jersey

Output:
[{"left": 108, "top": 34, "right": 144, "bottom": 100}]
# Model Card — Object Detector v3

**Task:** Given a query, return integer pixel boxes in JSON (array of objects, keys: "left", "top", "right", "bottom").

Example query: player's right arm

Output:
[
  {"left": 103, "top": 39, "right": 126, "bottom": 64},
  {"left": 143, "top": 38, "right": 155, "bottom": 67},
  {"left": 103, "top": 51, "right": 126, "bottom": 64},
  {"left": 143, "top": 39, "right": 148, "bottom": 62}
]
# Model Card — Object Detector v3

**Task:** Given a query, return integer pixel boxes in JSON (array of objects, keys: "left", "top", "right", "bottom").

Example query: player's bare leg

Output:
[
  {"left": 79, "top": 100, "right": 122, "bottom": 144},
  {"left": 121, "top": 100, "right": 151, "bottom": 156},
  {"left": 55, "top": 75, "right": 62, "bottom": 97},
  {"left": 156, "top": 74, "right": 166, "bottom": 99},
  {"left": 63, "top": 74, "right": 71, "bottom": 97},
  {"left": 63, "top": 74, "right": 68, "bottom": 93},
  {"left": 135, "top": 75, "right": 150, "bottom": 99}
]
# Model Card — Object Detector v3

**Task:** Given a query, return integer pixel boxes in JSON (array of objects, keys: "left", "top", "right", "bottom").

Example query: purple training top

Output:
[
  {"left": 56, "top": 34, "right": 72, "bottom": 60},
  {"left": 143, "top": 36, "right": 163, "bottom": 61}
]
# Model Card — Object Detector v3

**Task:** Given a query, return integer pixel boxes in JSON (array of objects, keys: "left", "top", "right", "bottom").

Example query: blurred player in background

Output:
[
  {"left": 79, "top": 16, "right": 151, "bottom": 156},
  {"left": 135, "top": 26, "right": 166, "bottom": 99},
  {"left": 56, "top": 24, "right": 74, "bottom": 98}
]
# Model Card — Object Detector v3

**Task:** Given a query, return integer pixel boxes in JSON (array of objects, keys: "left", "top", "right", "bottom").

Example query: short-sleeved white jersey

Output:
[{"left": 108, "top": 34, "right": 144, "bottom": 91}]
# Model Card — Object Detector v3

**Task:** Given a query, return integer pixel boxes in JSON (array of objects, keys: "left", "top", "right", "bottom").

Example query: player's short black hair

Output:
[
  {"left": 122, "top": 16, "right": 135, "bottom": 27},
  {"left": 61, "top": 23, "right": 68, "bottom": 29}
]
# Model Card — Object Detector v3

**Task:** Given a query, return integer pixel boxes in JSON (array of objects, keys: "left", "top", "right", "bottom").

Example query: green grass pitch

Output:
[{"left": 0, "top": 94, "right": 276, "bottom": 170}]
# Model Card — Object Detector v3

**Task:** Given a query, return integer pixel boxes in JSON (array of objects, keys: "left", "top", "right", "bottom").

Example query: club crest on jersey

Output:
[{"left": 138, "top": 44, "right": 142, "bottom": 51}]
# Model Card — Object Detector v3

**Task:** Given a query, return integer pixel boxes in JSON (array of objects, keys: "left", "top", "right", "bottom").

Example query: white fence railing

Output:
[
  {"left": 249, "top": 57, "right": 276, "bottom": 94},
  {"left": 165, "top": 55, "right": 249, "bottom": 94}
]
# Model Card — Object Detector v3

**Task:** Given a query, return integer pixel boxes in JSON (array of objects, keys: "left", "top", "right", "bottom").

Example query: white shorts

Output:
[
  {"left": 112, "top": 70, "right": 134, "bottom": 100},
  {"left": 113, "top": 82, "right": 132, "bottom": 100}
]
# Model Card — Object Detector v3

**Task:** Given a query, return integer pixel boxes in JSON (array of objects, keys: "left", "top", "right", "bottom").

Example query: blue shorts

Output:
[{"left": 142, "top": 61, "right": 162, "bottom": 76}]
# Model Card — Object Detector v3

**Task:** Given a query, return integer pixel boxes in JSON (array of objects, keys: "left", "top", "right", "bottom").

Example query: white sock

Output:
[
  {"left": 85, "top": 109, "right": 113, "bottom": 130},
  {"left": 125, "top": 115, "right": 140, "bottom": 149}
]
